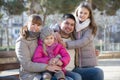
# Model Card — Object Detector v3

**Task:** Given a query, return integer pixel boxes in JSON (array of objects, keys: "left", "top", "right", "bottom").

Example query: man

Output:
[{"left": 52, "top": 14, "right": 82, "bottom": 80}]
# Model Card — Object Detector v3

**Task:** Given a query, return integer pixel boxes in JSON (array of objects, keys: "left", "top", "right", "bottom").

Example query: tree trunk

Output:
[
  {"left": 43, "top": 13, "right": 47, "bottom": 26},
  {"left": 6, "top": 26, "right": 9, "bottom": 51},
  {"left": 86, "top": 0, "right": 92, "bottom": 8}
]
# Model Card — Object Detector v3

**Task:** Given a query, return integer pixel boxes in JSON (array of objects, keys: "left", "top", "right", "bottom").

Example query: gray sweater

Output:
[
  {"left": 15, "top": 36, "right": 47, "bottom": 80},
  {"left": 66, "top": 27, "right": 97, "bottom": 67},
  {"left": 53, "top": 24, "right": 97, "bottom": 68}
]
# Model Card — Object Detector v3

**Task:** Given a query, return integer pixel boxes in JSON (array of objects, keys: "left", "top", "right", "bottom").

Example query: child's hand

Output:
[
  {"left": 49, "top": 59, "right": 55, "bottom": 65},
  {"left": 49, "top": 58, "right": 59, "bottom": 65},
  {"left": 56, "top": 59, "right": 63, "bottom": 66}
]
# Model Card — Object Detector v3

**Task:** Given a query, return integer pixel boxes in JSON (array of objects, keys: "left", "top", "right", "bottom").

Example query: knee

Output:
[
  {"left": 66, "top": 77, "right": 73, "bottom": 80},
  {"left": 42, "top": 72, "right": 52, "bottom": 80},
  {"left": 94, "top": 68, "right": 104, "bottom": 78},
  {"left": 67, "top": 72, "right": 82, "bottom": 80},
  {"left": 73, "top": 72, "right": 82, "bottom": 80},
  {"left": 95, "top": 68, "right": 104, "bottom": 75},
  {"left": 55, "top": 71, "right": 65, "bottom": 80}
]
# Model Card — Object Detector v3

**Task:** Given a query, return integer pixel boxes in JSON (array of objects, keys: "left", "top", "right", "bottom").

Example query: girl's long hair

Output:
[{"left": 74, "top": 1, "right": 97, "bottom": 36}]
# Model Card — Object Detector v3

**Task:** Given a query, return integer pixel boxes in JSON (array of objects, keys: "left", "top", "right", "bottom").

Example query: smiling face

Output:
[
  {"left": 77, "top": 7, "right": 90, "bottom": 22},
  {"left": 27, "top": 22, "right": 42, "bottom": 32},
  {"left": 27, "top": 15, "right": 42, "bottom": 32},
  {"left": 44, "top": 35, "right": 55, "bottom": 47},
  {"left": 60, "top": 18, "right": 75, "bottom": 34}
]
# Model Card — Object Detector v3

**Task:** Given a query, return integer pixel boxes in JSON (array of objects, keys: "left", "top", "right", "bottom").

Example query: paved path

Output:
[{"left": 98, "top": 59, "right": 120, "bottom": 80}]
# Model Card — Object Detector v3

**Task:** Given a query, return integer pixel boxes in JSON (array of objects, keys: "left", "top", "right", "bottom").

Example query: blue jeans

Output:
[
  {"left": 52, "top": 71, "right": 81, "bottom": 80},
  {"left": 65, "top": 71, "right": 82, "bottom": 80},
  {"left": 65, "top": 76, "right": 73, "bottom": 80},
  {"left": 73, "top": 67, "right": 104, "bottom": 80}
]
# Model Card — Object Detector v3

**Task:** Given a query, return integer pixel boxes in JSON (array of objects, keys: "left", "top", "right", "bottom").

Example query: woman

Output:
[{"left": 15, "top": 14, "right": 62, "bottom": 80}]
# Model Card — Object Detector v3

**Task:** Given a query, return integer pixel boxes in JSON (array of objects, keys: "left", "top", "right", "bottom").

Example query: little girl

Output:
[{"left": 32, "top": 26, "right": 70, "bottom": 80}]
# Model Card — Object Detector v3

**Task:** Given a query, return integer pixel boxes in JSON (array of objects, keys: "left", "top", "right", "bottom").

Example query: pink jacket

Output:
[{"left": 32, "top": 39, "right": 70, "bottom": 71}]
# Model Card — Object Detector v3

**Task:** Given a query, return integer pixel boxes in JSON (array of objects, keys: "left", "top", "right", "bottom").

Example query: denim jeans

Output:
[
  {"left": 52, "top": 71, "right": 82, "bottom": 80},
  {"left": 73, "top": 67, "right": 104, "bottom": 80},
  {"left": 65, "top": 76, "right": 73, "bottom": 80},
  {"left": 65, "top": 71, "right": 82, "bottom": 80}
]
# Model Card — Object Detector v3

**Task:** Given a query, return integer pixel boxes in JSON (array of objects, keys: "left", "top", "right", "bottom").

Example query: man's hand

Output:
[
  {"left": 54, "top": 32, "right": 62, "bottom": 43},
  {"left": 54, "top": 32, "right": 67, "bottom": 47}
]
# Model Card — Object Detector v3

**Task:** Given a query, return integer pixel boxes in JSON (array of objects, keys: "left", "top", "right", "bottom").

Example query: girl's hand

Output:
[
  {"left": 49, "top": 58, "right": 59, "bottom": 65},
  {"left": 56, "top": 59, "right": 63, "bottom": 66},
  {"left": 51, "top": 58, "right": 63, "bottom": 66},
  {"left": 49, "top": 58, "right": 63, "bottom": 66},
  {"left": 48, "top": 58, "right": 55, "bottom": 65}
]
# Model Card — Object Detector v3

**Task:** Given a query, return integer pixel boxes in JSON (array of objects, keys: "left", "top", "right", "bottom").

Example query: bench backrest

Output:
[{"left": 0, "top": 51, "right": 20, "bottom": 71}]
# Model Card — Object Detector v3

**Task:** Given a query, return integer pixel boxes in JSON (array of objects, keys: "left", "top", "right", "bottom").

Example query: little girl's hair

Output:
[
  {"left": 40, "top": 26, "right": 55, "bottom": 55},
  {"left": 20, "top": 14, "right": 42, "bottom": 39},
  {"left": 40, "top": 26, "right": 54, "bottom": 41}
]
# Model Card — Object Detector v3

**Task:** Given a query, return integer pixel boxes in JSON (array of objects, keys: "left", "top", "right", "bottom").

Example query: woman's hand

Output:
[
  {"left": 46, "top": 65, "right": 61, "bottom": 72},
  {"left": 95, "top": 49, "right": 100, "bottom": 56}
]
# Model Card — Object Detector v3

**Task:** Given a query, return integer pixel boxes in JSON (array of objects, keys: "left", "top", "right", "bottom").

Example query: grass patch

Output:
[{"left": 0, "top": 46, "right": 15, "bottom": 51}]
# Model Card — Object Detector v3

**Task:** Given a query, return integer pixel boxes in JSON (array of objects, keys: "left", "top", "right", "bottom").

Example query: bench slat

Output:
[
  {"left": 0, "top": 57, "right": 18, "bottom": 64},
  {"left": 0, "top": 51, "right": 16, "bottom": 58},
  {"left": 0, "top": 63, "right": 20, "bottom": 71},
  {"left": 0, "top": 69, "right": 19, "bottom": 77}
]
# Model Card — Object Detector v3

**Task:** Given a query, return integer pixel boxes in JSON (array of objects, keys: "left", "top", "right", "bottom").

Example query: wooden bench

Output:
[{"left": 0, "top": 51, "right": 20, "bottom": 80}]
